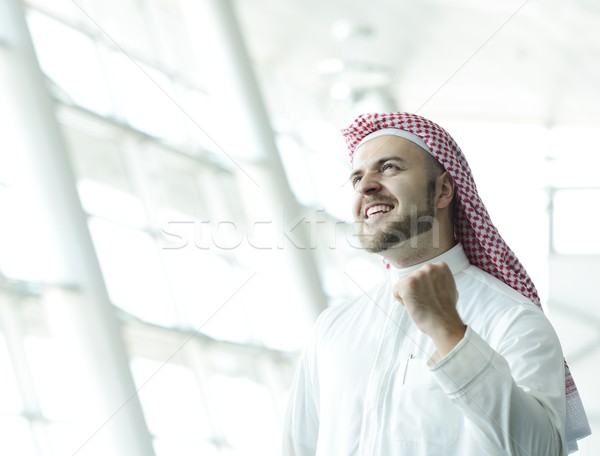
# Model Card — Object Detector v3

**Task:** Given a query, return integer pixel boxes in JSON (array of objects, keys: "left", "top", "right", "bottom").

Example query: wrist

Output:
[{"left": 430, "top": 323, "right": 467, "bottom": 359}]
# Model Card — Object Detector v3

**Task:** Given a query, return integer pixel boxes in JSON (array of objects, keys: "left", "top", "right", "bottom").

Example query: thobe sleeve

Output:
[
  {"left": 429, "top": 306, "right": 567, "bottom": 455},
  {"left": 282, "top": 324, "right": 321, "bottom": 456}
]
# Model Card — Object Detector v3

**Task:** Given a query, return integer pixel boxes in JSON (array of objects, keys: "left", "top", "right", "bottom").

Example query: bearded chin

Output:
[
  {"left": 359, "top": 209, "right": 436, "bottom": 253},
  {"left": 363, "top": 227, "right": 405, "bottom": 253}
]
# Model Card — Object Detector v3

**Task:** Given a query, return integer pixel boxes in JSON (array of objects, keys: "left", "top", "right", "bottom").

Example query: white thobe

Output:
[{"left": 283, "top": 244, "right": 566, "bottom": 455}]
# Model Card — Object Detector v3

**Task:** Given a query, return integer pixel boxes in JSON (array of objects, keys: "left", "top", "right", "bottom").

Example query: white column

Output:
[
  {"left": 183, "top": 0, "right": 328, "bottom": 320},
  {"left": 0, "top": 1, "right": 155, "bottom": 455}
]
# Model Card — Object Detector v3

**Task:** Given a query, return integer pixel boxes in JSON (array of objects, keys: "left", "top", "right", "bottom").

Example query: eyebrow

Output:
[{"left": 349, "top": 156, "right": 407, "bottom": 181}]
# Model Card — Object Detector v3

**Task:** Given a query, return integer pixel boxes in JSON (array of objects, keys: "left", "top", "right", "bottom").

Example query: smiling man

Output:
[
  {"left": 283, "top": 112, "right": 590, "bottom": 455},
  {"left": 350, "top": 135, "right": 448, "bottom": 259}
]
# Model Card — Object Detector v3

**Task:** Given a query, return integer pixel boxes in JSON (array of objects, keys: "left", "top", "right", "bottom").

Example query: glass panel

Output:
[
  {"left": 0, "top": 188, "right": 27, "bottom": 280},
  {"left": 553, "top": 189, "right": 600, "bottom": 254},
  {"left": 47, "top": 421, "right": 114, "bottom": 456},
  {"left": 139, "top": 146, "right": 206, "bottom": 221},
  {"left": 144, "top": 0, "right": 203, "bottom": 81},
  {"left": 159, "top": 248, "right": 252, "bottom": 340},
  {"left": 25, "top": 0, "right": 86, "bottom": 23},
  {"left": 176, "top": 86, "right": 218, "bottom": 151},
  {"left": 210, "top": 374, "right": 280, "bottom": 452},
  {"left": 62, "top": 125, "right": 131, "bottom": 194},
  {"left": 88, "top": 218, "right": 176, "bottom": 325},
  {"left": 78, "top": 179, "right": 147, "bottom": 229},
  {"left": 0, "top": 332, "right": 23, "bottom": 414},
  {"left": 153, "top": 437, "right": 220, "bottom": 456},
  {"left": 23, "top": 335, "right": 88, "bottom": 421},
  {"left": 545, "top": 127, "right": 600, "bottom": 188},
  {"left": 308, "top": 151, "right": 355, "bottom": 222},
  {"left": 130, "top": 358, "right": 211, "bottom": 438},
  {"left": 106, "top": 51, "right": 185, "bottom": 143},
  {"left": 197, "top": 168, "right": 245, "bottom": 225},
  {"left": 277, "top": 135, "right": 318, "bottom": 207},
  {"left": 0, "top": 186, "right": 59, "bottom": 282},
  {"left": 255, "top": 265, "right": 319, "bottom": 350},
  {"left": 73, "top": 0, "right": 154, "bottom": 60},
  {"left": 0, "top": 416, "right": 37, "bottom": 456},
  {"left": 26, "top": 11, "right": 113, "bottom": 115}
]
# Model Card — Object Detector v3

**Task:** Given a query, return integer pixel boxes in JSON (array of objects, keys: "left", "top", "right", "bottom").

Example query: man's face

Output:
[{"left": 350, "top": 135, "right": 437, "bottom": 253}]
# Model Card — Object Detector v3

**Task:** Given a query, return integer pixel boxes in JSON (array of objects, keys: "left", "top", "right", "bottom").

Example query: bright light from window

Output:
[
  {"left": 88, "top": 218, "right": 176, "bottom": 325},
  {"left": 78, "top": 179, "right": 147, "bottom": 229},
  {"left": 130, "top": 358, "right": 211, "bottom": 438},
  {"left": 0, "top": 416, "right": 37, "bottom": 456},
  {"left": 210, "top": 374, "right": 280, "bottom": 452},
  {"left": 47, "top": 421, "right": 114, "bottom": 456},
  {"left": 106, "top": 52, "right": 185, "bottom": 143},
  {"left": 160, "top": 248, "right": 236, "bottom": 331},
  {"left": 23, "top": 335, "right": 89, "bottom": 421},
  {"left": 0, "top": 333, "right": 22, "bottom": 414},
  {"left": 153, "top": 438, "right": 220, "bottom": 456},
  {"left": 26, "top": 11, "right": 113, "bottom": 115},
  {"left": 553, "top": 189, "right": 600, "bottom": 254},
  {"left": 77, "top": 179, "right": 146, "bottom": 228},
  {"left": 277, "top": 135, "right": 318, "bottom": 207},
  {"left": 0, "top": 186, "right": 64, "bottom": 283}
]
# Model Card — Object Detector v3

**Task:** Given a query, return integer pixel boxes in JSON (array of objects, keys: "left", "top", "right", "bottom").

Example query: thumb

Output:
[{"left": 393, "top": 289, "right": 405, "bottom": 306}]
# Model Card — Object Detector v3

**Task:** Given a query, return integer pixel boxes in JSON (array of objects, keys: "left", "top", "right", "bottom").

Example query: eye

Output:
[
  {"left": 351, "top": 175, "right": 362, "bottom": 188},
  {"left": 381, "top": 163, "right": 400, "bottom": 172}
]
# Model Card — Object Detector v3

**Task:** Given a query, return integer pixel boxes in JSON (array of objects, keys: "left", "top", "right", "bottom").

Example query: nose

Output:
[{"left": 356, "top": 172, "right": 382, "bottom": 195}]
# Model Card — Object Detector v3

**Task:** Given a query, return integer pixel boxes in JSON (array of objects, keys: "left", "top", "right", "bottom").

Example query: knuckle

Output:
[{"left": 404, "top": 276, "right": 417, "bottom": 287}]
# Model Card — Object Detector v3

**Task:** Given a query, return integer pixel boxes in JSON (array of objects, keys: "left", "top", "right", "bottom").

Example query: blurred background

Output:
[{"left": 0, "top": 0, "right": 598, "bottom": 454}]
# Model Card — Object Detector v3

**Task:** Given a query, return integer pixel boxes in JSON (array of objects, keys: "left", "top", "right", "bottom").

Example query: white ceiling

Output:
[{"left": 235, "top": 0, "right": 600, "bottom": 132}]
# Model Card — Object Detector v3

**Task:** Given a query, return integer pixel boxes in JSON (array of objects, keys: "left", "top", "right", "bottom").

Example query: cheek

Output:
[{"left": 352, "top": 195, "right": 362, "bottom": 218}]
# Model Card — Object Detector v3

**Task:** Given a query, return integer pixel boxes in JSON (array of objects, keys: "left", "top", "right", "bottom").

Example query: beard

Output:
[{"left": 358, "top": 182, "right": 436, "bottom": 253}]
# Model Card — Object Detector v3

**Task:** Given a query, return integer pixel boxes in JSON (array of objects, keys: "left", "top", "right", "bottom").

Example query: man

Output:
[{"left": 283, "top": 112, "right": 590, "bottom": 455}]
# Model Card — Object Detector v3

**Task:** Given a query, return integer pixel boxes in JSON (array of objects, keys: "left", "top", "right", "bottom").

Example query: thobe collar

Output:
[{"left": 388, "top": 243, "right": 470, "bottom": 284}]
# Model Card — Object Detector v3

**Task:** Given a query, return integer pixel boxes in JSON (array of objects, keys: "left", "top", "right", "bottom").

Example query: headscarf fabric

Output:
[{"left": 341, "top": 112, "right": 590, "bottom": 452}]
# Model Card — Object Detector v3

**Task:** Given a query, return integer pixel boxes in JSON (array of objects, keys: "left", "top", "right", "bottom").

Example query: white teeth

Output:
[{"left": 366, "top": 205, "right": 393, "bottom": 218}]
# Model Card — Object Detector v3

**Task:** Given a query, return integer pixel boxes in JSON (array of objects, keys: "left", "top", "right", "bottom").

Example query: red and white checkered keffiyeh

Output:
[{"left": 341, "top": 111, "right": 590, "bottom": 452}]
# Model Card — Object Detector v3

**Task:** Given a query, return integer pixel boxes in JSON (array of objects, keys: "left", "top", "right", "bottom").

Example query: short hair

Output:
[
  {"left": 423, "top": 151, "right": 446, "bottom": 178},
  {"left": 423, "top": 151, "right": 456, "bottom": 226}
]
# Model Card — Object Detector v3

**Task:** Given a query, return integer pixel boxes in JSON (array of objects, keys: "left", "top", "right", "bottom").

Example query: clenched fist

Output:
[{"left": 393, "top": 262, "right": 466, "bottom": 359}]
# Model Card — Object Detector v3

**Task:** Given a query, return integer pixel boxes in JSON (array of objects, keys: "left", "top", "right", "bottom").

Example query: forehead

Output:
[{"left": 352, "top": 135, "right": 427, "bottom": 170}]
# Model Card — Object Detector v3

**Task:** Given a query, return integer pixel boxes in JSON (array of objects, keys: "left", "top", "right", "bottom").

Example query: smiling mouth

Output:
[{"left": 365, "top": 204, "right": 394, "bottom": 220}]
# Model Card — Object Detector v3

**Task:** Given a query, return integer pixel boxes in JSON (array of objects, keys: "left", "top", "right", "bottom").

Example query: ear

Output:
[{"left": 436, "top": 172, "right": 455, "bottom": 210}]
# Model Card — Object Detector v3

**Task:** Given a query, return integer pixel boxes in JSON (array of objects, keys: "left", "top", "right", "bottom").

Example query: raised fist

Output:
[{"left": 393, "top": 262, "right": 466, "bottom": 358}]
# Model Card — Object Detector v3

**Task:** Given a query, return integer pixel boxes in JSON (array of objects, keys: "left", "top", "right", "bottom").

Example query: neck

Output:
[{"left": 381, "top": 230, "right": 457, "bottom": 269}]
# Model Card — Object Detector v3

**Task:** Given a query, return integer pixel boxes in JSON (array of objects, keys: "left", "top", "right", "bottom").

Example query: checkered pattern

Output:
[{"left": 342, "top": 111, "right": 589, "bottom": 449}]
